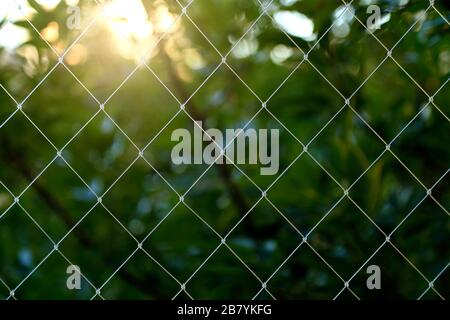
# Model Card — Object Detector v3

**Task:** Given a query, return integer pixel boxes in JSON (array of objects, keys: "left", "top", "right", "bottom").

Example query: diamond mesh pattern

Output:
[{"left": 0, "top": 0, "right": 448, "bottom": 300}]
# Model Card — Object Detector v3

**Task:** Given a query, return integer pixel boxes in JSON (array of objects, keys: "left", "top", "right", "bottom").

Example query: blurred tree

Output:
[{"left": 0, "top": 0, "right": 448, "bottom": 299}]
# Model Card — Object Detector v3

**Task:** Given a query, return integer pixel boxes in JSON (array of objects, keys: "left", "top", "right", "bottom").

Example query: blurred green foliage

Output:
[{"left": 0, "top": 0, "right": 449, "bottom": 299}]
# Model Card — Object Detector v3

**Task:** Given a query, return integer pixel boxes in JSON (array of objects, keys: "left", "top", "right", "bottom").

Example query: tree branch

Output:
[{"left": 162, "top": 50, "right": 283, "bottom": 239}]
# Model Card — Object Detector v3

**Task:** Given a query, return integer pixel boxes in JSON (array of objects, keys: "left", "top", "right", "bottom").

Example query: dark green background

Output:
[{"left": 0, "top": 0, "right": 449, "bottom": 299}]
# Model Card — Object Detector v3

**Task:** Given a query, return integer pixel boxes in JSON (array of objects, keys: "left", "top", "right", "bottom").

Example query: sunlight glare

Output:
[
  {"left": 104, "top": 0, "right": 153, "bottom": 40},
  {"left": 154, "top": 5, "right": 176, "bottom": 33},
  {"left": 101, "top": 0, "right": 181, "bottom": 60}
]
